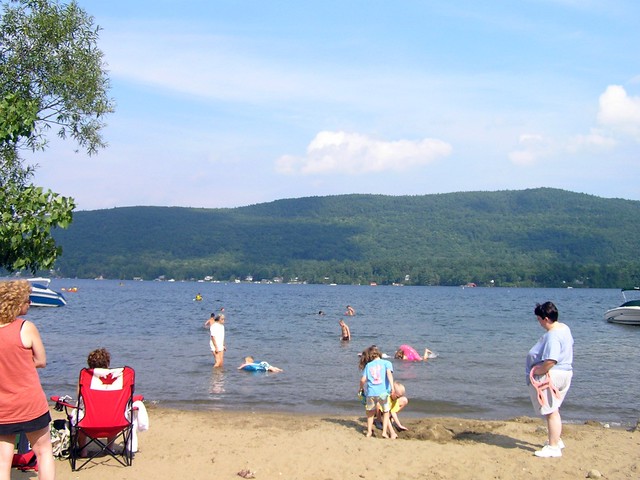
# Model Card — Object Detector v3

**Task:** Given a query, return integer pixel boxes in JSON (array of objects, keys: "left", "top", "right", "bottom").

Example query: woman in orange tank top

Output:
[{"left": 0, "top": 280, "right": 56, "bottom": 479}]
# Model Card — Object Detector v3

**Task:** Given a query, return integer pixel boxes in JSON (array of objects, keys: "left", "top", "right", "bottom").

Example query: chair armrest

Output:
[{"left": 50, "top": 395, "right": 77, "bottom": 411}]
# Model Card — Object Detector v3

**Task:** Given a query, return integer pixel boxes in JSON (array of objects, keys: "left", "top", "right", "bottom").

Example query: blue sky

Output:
[{"left": 31, "top": 0, "right": 640, "bottom": 210}]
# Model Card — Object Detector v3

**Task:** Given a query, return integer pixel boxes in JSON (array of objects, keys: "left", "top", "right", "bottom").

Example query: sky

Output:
[{"left": 29, "top": 0, "right": 640, "bottom": 211}]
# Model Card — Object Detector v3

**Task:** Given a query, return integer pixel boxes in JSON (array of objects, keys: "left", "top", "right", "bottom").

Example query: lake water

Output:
[{"left": 26, "top": 279, "right": 639, "bottom": 426}]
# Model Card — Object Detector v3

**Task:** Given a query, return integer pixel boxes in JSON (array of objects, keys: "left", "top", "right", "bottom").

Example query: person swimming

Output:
[
  {"left": 394, "top": 344, "right": 436, "bottom": 361},
  {"left": 238, "top": 356, "right": 283, "bottom": 373}
]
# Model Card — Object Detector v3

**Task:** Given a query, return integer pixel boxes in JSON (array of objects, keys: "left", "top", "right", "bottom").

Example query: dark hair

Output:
[
  {"left": 87, "top": 348, "right": 111, "bottom": 368},
  {"left": 534, "top": 301, "right": 558, "bottom": 322}
]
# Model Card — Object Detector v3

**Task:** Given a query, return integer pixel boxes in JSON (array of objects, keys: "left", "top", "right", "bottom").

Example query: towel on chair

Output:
[
  {"left": 133, "top": 400, "right": 149, "bottom": 431},
  {"left": 127, "top": 400, "right": 149, "bottom": 452}
]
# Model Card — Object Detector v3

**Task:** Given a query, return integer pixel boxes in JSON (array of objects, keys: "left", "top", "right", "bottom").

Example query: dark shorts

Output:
[{"left": 0, "top": 411, "right": 51, "bottom": 435}]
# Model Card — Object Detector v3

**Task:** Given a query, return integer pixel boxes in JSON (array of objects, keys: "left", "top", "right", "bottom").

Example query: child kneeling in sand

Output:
[
  {"left": 238, "top": 356, "right": 283, "bottom": 373},
  {"left": 376, "top": 381, "right": 409, "bottom": 434}
]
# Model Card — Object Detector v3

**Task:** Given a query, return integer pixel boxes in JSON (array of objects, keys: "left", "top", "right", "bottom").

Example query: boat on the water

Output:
[
  {"left": 28, "top": 278, "right": 67, "bottom": 307},
  {"left": 604, "top": 287, "right": 640, "bottom": 325}
]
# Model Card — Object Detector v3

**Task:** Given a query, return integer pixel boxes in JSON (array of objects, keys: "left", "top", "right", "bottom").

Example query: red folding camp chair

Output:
[{"left": 51, "top": 366, "right": 137, "bottom": 471}]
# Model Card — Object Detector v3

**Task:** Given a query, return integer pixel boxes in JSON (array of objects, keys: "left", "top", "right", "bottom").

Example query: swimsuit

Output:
[{"left": 399, "top": 344, "right": 421, "bottom": 361}]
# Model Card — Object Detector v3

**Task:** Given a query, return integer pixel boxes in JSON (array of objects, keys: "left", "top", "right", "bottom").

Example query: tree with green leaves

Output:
[{"left": 0, "top": 0, "right": 113, "bottom": 273}]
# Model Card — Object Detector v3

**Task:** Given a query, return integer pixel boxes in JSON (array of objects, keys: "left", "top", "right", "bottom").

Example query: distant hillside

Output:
[{"left": 52, "top": 188, "right": 640, "bottom": 287}]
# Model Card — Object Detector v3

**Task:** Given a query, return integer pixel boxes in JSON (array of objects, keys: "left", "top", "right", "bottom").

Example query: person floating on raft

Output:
[
  {"left": 238, "top": 356, "right": 283, "bottom": 373},
  {"left": 394, "top": 344, "right": 437, "bottom": 361}
]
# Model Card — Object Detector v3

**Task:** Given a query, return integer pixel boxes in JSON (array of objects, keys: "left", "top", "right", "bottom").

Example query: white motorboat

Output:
[
  {"left": 28, "top": 278, "right": 67, "bottom": 307},
  {"left": 604, "top": 288, "right": 640, "bottom": 325}
]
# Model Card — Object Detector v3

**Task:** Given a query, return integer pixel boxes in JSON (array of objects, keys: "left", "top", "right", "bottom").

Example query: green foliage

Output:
[
  {"left": 0, "top": 93, "right": 38, "bottom": 143},
  {"left": 0, "top": 161, "right": 75, "bottom": 272},
  {"left": 0, "top": 0, "right": 105, "bottom": 272},
  {"left": 0, "top": 0, "right": 114, "bottom": 154},
  {"left": 52, "top": 189, "right": 640, "bottom": 287}
]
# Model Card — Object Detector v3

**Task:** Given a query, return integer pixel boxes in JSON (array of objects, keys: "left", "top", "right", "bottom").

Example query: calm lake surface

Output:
[{"left": 26, "top": 279, "right": 639, "bottom": 426}]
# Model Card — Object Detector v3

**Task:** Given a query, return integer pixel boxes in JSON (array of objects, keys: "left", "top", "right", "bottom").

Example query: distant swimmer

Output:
[
  {"left": 345, "top": 305, "right": 356, "bottom": 316},
  {"left": 238, "top": 356, "right": 283, "bottom": 373},
  {"left": 318, "top": 310, "right": 326, "bottom": 316},
  {"left": 394, "top": 344, "right": 437, "bottom": 361},
  {"left": 339, "top": 319, "right": 351, "bottom": 341},
  {"left": 194, "top": 293, "right": 203, "bottom": 301}
]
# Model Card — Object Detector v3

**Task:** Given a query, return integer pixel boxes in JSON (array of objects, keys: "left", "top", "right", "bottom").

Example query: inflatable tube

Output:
[
  {"left": 241, "top": 361, "right": 269, "bottom": 372},
  {"left": 399, "top": 344, "right": 422, "bottom": 361}
]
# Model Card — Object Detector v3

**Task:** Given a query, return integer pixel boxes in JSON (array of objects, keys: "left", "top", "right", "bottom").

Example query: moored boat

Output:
[
  {"left": 604, "top": 288, "right": 640, "bottom": 325},
  {"left": 28, "top": 278, "right": 67, "bottom": 307}
]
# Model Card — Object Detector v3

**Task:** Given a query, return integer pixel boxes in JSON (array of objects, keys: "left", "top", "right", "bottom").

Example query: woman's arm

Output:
[
  {"left": 21, "top": 321, "right": 47, "bottom": 368},
  {"left": 532, "top": 359, "right": 557, "bottom": 375}
]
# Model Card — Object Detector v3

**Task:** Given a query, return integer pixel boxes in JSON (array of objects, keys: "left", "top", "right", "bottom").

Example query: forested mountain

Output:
[{"left": 51, "top": 188, "right": 640, "bottom": 287}]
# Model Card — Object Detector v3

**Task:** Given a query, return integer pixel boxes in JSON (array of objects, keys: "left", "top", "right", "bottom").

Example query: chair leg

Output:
[{"left": 70, "top": 427, "right": 135, "bottom": 471}]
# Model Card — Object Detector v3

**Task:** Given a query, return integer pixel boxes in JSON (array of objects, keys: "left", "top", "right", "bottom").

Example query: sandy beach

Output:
[{"left": 36, "top": 406, "right": 639, "bottom": 480}]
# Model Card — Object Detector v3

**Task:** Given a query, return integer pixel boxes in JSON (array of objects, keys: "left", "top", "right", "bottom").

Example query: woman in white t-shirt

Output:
[{"left": 526, "top": 301, "right": 574, "bottom": 458}]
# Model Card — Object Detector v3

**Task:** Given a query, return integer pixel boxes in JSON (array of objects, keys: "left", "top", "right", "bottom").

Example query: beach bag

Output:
[
  {"left": 12, "top": 450, "right": 38, "bottom": 472},
  {"left": 50, "top": 419, "right": 71, "bottom": 458}
]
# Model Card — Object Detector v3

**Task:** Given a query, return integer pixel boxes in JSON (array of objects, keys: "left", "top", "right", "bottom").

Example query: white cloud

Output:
[
  {"left": 508, "top": 134, "right": 548, "bottom": 166},
  {"left": 566, "top": 129, "right": 616, "bottom": 153},
  {"left": 275, "top": 131, "right": 453, "bottom": 175},
  {"left": 597, "top": 85, "right": 640, "bottom": 139}
]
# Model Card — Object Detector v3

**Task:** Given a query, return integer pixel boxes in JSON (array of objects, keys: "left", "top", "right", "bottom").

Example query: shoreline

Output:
[
  {"left": 139, "top": 400, "right": 638, "bottom": 429},
  {"left": 48, "top": 406, "right": 640, "bottom": 480}
]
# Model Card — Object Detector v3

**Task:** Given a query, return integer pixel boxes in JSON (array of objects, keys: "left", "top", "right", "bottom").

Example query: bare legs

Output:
[
  {"left": 0, "top": 429, "right": 56, "bottom": 480},
  {"left": 0, "top": 436, "right": 15, "bottom": 480},
  {"left": 214, "top": 350, "right": 224, "bottom": 368},
  {"left": 545, "top": 410, "right": 562, "bottom": 447},
  {"left": 27, "top": 427, "right": 56, "bottom": 480},
  {"left": 365, "top": 409, "right": 375, "bottom": 437},
  {"left": 365, "top": 410, "right": 396, "bottom": 439},
  {"left": 381, "top": 411, "right": 397, "bottom": 439}
]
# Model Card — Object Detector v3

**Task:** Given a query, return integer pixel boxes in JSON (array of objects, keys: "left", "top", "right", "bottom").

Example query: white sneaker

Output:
[
  {"left": 534, "top": 445, "right": 562, "bottom": 458},
  {"left": 544, "top": 439, "right": 565, "bottom": 449}
]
